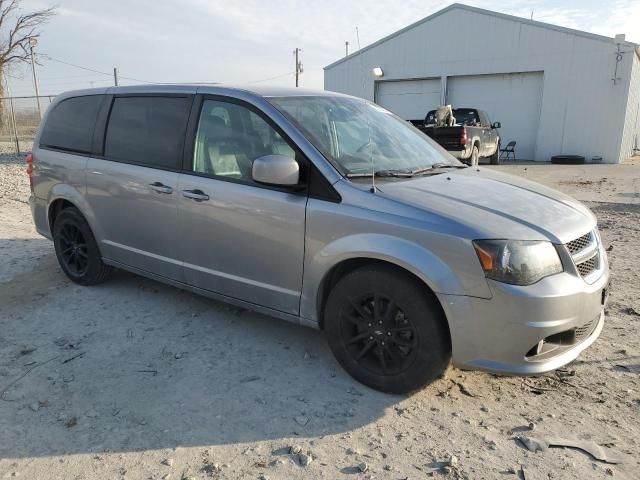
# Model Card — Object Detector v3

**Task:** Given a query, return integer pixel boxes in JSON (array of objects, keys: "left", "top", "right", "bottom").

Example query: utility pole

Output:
[
  {"left": 345, "top": 41, "right": 349, "bottom": 57},
  {"left": 29, "top": 38, "right": 42, "bottom": 119},
  {"left": 294, "top": 48, "right": 303, "bottom": 87},
  {"left": 4, "top": 78, "right": 20, "bottom": 153},
  {"left": 113, "top": 67, "right": 119, "bottom": 86}
]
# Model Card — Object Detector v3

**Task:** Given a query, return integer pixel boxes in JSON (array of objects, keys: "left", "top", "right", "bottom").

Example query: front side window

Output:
[
  {"left": 192, "top": 99, "right": 295, "bottom": 182},
  {"left": 104, "top": 96, "right": 191, "bottom": 169},
  {"left": 40, "top": 95, "right": 104, "bottom": 153},
  {"left": 269, "top": 96, "right": 459, "bottom": 176}
]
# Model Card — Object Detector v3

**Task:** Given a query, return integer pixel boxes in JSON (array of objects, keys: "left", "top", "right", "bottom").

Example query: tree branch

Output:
[{"left": 0, "top": 3, "right": 55, "bottom": 65}]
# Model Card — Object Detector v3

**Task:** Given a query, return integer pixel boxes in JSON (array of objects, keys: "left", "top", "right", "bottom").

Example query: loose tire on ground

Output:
[
  {"left": 551, "top": 155, "right": 585, "bottom": 165},
  {"left": 52, "top": 206, "right": 113, "bottom": 285},
  {"left": 323, "top": 264, "right": 451, "bottom": 393}
]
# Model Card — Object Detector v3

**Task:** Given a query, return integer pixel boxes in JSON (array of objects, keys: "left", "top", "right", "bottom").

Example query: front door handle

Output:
[
  {"left": 182, "top": 189, "right": 210, "bottom": 201},
  {"left": 149, "top": 182, "right": 173, "bottom": 194}
]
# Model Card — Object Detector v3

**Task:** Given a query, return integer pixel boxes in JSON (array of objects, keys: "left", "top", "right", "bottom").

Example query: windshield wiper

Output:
[
  {"left": 345, "top": 169, "right": 415, "bottom": 178},
  {"left": 346, "top": 164, "right": 468, "bottom": 178},
  {"left": 429, "top": 163, "right": 469, "bottom": 169}
]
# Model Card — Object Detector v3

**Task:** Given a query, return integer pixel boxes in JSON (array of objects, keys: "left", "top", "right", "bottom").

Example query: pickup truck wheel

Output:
[
  {"left": 53, "top": 207, "right": 113, "bottom": 285},
  {"left": 324, "top": 265, "right": 450, "bottom": 393},
  {"left": 490, "top": 143, "right": 500, "bottom": 165},
  {"left": 470, "top": 146, "right": 479, "bottom": 166}
]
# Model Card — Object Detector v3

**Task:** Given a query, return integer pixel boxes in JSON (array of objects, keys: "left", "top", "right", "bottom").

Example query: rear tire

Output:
[
  {"left": 52, "top": 207, "right": 112, "bottom": 285},
  {"left": 324, "top": 265, "right": 450, "bottom": 393},
  {"left": 490, "top": 142, "right": 500, "bottom": 165}
]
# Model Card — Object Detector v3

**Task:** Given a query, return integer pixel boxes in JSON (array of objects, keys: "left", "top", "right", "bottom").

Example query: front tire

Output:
[
  {"left": 324, "top": 265, "right": 450, "bottom": 393},
  {"left": 53, "top": 207, "right": 112, "bottom": 285}
]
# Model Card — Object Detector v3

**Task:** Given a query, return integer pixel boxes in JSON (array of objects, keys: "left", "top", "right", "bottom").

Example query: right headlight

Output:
[{"left": 473, "top": 240, "right": 563, "bottom": 286}]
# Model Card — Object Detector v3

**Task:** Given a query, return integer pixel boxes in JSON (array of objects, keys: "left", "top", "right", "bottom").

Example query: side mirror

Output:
[
  {"left": 492, "top": 122, "right": 501, "bottom": 129},
  {"left": 252, "top": 155, "right": 300, "bottom": 186}
]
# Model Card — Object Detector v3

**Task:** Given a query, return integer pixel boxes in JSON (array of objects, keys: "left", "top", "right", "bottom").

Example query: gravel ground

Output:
[{"left": 0, "top": 153, "right": 639, "bottom": 480}]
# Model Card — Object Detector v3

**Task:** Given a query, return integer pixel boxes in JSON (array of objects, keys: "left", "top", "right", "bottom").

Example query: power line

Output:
[
  {"left": 10, "top": 53, "right": 298, "bottom": 91},
  {"left": 41, "top": 54, "right": 162, "bottom": 84},
  {"left": 247, "top": 71, "right": 295, "bottom": 84}
]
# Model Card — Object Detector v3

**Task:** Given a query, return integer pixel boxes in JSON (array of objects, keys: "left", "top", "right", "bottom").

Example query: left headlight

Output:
[{"left": 473, "top": 240, "right": 563, "bottom": 286}]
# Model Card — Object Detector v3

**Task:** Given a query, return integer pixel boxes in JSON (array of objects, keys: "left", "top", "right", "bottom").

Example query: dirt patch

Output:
[{"left": 1, "top": 163, "right": 639, "bottom": 479}]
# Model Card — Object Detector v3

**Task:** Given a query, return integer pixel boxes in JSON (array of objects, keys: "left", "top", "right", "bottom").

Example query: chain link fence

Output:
[{"left": 0, "top": 95, "right": 56, "bottom": 155}]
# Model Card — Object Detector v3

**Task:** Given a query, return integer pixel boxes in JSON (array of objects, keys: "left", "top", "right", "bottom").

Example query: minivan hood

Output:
[{"left": 376, "top": 168, "right": 596, "bottom": 244}]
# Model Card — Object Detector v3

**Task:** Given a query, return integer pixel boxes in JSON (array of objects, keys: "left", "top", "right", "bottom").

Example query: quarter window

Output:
[
  {"left": 40, "top": 95, "right": 104, "bottom": 153},
  {"left": 192, "top": 99, "right": 295, "bottom": 181},
  {"left": 105, "top": 96, "right": 191, "bottom": 169}
]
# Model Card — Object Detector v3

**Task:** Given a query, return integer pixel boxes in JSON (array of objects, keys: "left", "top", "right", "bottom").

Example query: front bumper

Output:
[{"left": 437, "top": 264, "right": 609, "bottom": 375}]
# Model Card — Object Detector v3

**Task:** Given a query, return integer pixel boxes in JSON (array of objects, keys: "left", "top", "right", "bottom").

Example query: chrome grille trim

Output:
[
  {"left": 566, "top": 232, "right": 593, "bottom": 255},
  {"left": 565, "top": 228, "right": 603, "bottom": 284}
]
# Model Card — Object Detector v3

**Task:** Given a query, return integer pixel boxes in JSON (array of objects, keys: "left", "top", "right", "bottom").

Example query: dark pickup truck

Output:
[{"left": 415, "top": 108, "right": 501, "bottom": 166}]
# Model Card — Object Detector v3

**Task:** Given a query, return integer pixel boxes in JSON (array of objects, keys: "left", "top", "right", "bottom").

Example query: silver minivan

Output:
[{"left": 28, "top": 85, "right": 608, "bottom": 393}]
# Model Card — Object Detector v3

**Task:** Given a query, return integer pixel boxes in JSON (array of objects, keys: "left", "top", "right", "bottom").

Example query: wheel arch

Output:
[
  {"left": 46, "top": 184, "right": 103, "bottom": 241},
  {"left": 300, "top": 234, "right": 463, "bottom": 331}
]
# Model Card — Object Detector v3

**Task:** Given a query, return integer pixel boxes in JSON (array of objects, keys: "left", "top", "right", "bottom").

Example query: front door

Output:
[
  {"left": 176, "top": 97, "right": 307, "bottom": 314},
  {"left": 86, "top": 95, "right": 192, "bottom": 280}
]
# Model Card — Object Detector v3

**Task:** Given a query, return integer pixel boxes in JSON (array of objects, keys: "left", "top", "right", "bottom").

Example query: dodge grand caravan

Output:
[{"left": 28, "top": 85, "right": 609, "bottom": 393}]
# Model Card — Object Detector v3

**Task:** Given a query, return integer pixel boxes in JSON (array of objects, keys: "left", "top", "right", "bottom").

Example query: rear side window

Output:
[
  {"left": 40, "top": 95, "right": 104, "bottom": 153},
  {"left": 104, "top": 96, "right": 191, "bottom": 169}
]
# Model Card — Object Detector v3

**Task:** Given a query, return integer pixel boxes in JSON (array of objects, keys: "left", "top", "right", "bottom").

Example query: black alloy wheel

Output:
[
  {"left": 57, "top": 221, "right": 90, "bottom": 276},
  {"left": 324, "top": 264, "right": 451, "bottom": 393},
  {"left": 342, "top": 294, "right": 418, "bottom": 376},
  {"left": 52, "top": 206, "right": 113, "bottom": 285}
]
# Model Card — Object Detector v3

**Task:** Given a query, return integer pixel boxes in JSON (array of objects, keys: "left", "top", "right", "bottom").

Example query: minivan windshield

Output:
[{"left": 268, "top": 96, "right": 462, "bottom": 177}]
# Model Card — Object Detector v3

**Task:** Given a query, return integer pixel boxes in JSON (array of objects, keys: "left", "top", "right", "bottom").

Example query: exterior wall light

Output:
[{"left": 372, "top": 66, "right": 384, "bottom": 78}]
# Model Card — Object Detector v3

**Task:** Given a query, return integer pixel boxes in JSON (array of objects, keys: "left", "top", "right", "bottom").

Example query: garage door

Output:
[
  {"left": 376, "top": 79, "right": 441, "bottom": 121},
  {"left": 447, "top": 72, "right": 544, "bottom": 160}
]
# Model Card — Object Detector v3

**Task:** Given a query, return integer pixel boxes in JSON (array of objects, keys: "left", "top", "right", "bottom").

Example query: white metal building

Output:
[{"left": 324, "top": 3, "right": 640, "bottom": 163}]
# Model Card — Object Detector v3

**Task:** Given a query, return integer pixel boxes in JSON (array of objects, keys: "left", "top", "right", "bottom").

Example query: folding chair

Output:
[{"left": 500, "top": 141, "right": 516, "bottom": 161}]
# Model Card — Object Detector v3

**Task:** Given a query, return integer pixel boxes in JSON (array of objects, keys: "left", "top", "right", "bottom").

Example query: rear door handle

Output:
[
  {"left": 182, "top": 189, "right": 210, "bottom": 201},
  {"left": 149, "top": 182, "right": 173, "bottom": 194}
]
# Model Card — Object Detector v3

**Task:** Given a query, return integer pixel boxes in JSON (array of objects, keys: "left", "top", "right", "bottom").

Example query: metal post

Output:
[
  {"left": 29, "top": 39, "right": 42, "bottom": 119},
  {"left": 113, "top": 67, "right": 119, "bottom": 86},
  {"left": 294, "top": 49, "right": 299, "bottom": 87},
  {"left": 8, "top": 96, "right": 20, "bottom": 154},
  {"left": 345, "top": 41, "right": 349, "bottom": 56}
]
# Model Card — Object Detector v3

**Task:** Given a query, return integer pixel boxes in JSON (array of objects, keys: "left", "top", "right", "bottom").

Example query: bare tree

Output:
[{"left": 0, "top": 0, "right": 55, "bottom": 126}]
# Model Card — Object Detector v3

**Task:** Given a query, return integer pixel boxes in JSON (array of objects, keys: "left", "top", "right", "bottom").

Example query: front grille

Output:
[
  {"left": 577, "top": 256, "right": 597, "bottom": 277},
  {"left": 566, "top": 232, "right": 592, "bottom": 255},
  {"left": 565, "top": 229, "right": 602, "bottom": 283}
]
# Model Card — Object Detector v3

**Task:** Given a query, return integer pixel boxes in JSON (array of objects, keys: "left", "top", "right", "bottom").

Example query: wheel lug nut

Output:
[
  {"left": 369, "top": 336, "right": 374, "bottom": 340},
  {"left": 378, "top": 321, "right": 383, "bottom": 325},
  {"left": 387, "top": 332, "right": 391, "bottom": 336},
  {"left": 368, "top": 323, "right": 372, "bottom": 327},
  {"left": 381, "top": 341, "right": 385, "bottom": 346}
]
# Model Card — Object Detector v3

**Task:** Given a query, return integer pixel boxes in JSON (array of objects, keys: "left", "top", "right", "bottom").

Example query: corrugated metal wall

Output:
[{"left": 324, "top": 6, "right": 636, "bottom": 163}]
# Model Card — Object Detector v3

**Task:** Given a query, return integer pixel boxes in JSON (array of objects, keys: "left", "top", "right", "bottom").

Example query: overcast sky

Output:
[{"left": 5, "top": 0, "right": 640, "bottom": 97}]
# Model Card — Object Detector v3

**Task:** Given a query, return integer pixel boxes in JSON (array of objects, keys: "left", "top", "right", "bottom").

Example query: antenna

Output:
[{"left": 355, "top": 27, "right": 376, "bottom": 193}]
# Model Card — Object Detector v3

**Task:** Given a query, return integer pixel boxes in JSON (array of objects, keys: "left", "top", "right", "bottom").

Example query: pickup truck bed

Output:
[{"left": 417, "top": 108, "right": 501, "bottom": 166}]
